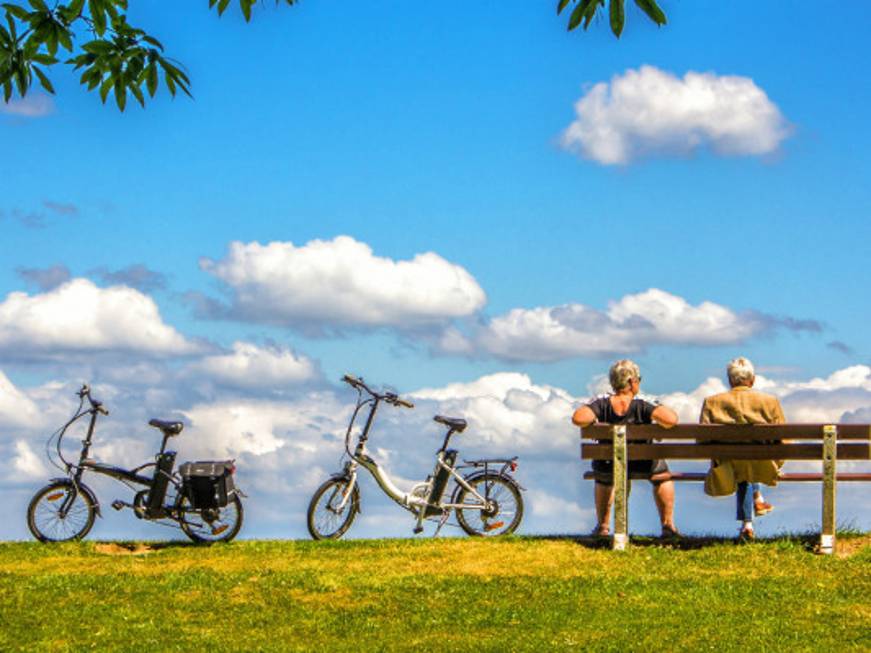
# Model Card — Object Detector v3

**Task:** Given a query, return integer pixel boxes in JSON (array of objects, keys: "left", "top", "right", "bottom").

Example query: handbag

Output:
[{"left": 704, "top": 460, "right": 736, "bottom": 497}]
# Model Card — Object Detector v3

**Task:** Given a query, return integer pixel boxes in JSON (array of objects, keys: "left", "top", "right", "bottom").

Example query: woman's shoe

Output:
[{"left": 737, "top": 526, "right": 755, "bottom": 542}]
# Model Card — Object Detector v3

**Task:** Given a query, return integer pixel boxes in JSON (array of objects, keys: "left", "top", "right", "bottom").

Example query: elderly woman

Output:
[{"left": 572, "top": 360, "right": 680, "bottom": 539}]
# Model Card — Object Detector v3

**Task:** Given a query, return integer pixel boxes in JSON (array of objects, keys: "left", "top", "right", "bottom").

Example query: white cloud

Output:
[
  {"left": 1, "top": 94, "right": 54, "bottom": 118},
  {"left": 0, "top": 279, "right": 200, "bottom": 358},
  {"left": 450, "top": 288, "right": 784, "bottom": 362},
  {"left": 185, "top": 341, "right": 318, "bottom": 389},
  {"left": 182, "top": 391, "right": 347, "bottom": 458},
  {"left": 560, "top": 65, "right": 791, "bottom": 165},
  {"left": 199, "top": 236, "right": 486, "bottom": 330},
  {"left": 0, "top": 370, "right": 41, "bottom": 427}
]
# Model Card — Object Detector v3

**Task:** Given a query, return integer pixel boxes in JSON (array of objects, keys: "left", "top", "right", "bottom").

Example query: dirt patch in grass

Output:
[
  {"left": 836, "top": 534, "right": 871, "bottom": 558},
  {"left": 94, "top": 542, "right": 158, "bottom": 556}
]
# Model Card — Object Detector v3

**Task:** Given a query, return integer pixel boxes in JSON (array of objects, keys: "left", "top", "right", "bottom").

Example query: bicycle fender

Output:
[
  {"left": 331, "top": 473, "right": 361, "bottom": 514},
  {"left": 451, "top": 471, "right": 525, "bottom": 504},
  {"left": 49, "top": 478, "right": 102, "bottom": 518}
]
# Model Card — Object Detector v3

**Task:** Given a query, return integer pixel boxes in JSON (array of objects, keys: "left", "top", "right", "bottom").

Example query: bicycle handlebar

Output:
[
  {"left": 341, "top": 374, "right": 414, "bottom": 409},
  {"left": 77, "top": 383, "right": 109, "bottom": 415}
]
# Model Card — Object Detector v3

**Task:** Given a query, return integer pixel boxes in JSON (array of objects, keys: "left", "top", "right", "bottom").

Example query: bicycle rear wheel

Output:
[
  {"left": 307, "top": 477, "right": 359, "bottom": 540},
  {"left": 455, "top": 474, "right": 523, "bottom": 537},
  {"left": 178, "top": 494, "right": 244, "bottom": 543},
  {"left": 27, "top": 481, "right": 97, "bottom": 542}
]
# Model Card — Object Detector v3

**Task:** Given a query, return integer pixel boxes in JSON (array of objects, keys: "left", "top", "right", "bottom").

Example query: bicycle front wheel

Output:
[
  {"left": 455, "top": 474, "right": 523, "bottom": 537},
  {"left": 178, "top": 495, "right": 244, "bottom": 544},
  {"left": 307, "top": 477, "right": 359, "bottom": 540},
  {"left": 27, "top": 481, "right": 97, "bottom": 542}
]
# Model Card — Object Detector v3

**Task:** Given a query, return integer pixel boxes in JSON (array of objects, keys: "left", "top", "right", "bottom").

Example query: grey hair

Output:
[
  {"left": 727, "top": 357, "right": 755, "bottom": 387},
  {"left": 609, "top": 359, "right": 641, "bottom": 392}
]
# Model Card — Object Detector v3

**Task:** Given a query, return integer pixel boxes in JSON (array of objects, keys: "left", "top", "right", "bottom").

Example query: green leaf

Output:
[
  {"left": 556, "top": 0, "right": 571, "bottom": 15},
  {"left": 66, "top": 0, "right": 85, "bottom": 18},
  {"left": 3, "top": 79, "right": 12, "bottom": 101},
  {"left": 32, "top": 63, "right": 53, "bottom": 92},
  {"left": 57, "top": 24, "right": 73, "bottom": 51},
  {"left": 98, "top": 73, "right": 111, "bottom": 102},
  {"left": 2, "top": 4, "right": 31, "bottom": 21},
  {"left": 31, "top": 53, "right": 56, "bottom": 64},
  {"left": 128, "top": 79, "right": 143, "bottom": 107},
  {"left": 217, "top": 0, "right": 230, "bottom": 17},
  {"left": 114, "top": 76, "right": 125, "bottom": 110},
  {"left": 89, "top": 0, "right": 106, "bottom": 35},
  {"left": 27, "top": 0, "right": 48, "bottom": 12},
  {"left": 567, "top": 2, "right": 585, "bottom": 30},
  {"left": 609, "top": 0, "right": 624, "bottom": 37},
  {"left": 241, "top": 0, "right": 253, "bottom": 22},
  {"left": 582, "top": 0, "right": 601, "bottom": 29},
  {"left": 633, "top": 0, "right": 666, "bottom": 26},
  {"left": 145, "top": 60, "right": 156, "bottom": 96},
  {"left": 141, "top": 34, "right": 162, "bottom": 50},
  {"left": 164, "top": 68, "right": 175, "bottom": 95}
]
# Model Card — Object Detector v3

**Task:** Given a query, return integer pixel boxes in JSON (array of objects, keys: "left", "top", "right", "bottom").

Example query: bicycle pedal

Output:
[
  {"left": 211, "top": 524, "right": 229, "bottom": 536},
  {"left": 111, "top": 500, "right": 125, "bottom": 511},
  {"left": 483, "top": 521, "right": 504, "bottom": 532},
  {"left": 413, "top": 526, "right": 423, "bottom": 534}
]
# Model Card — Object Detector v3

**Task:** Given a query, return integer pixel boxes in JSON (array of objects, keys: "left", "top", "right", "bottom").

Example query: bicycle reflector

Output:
[
  {"left": 510, "top": 461, "right": 518, "bottom": 472},
  {"left": 47, "top": 492, "right": 64, "bottom": 501}
]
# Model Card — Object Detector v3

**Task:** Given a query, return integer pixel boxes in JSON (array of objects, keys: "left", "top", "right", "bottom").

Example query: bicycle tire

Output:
[
  {"left": 178, "top": 494, "right": 244, "bottom": 544},
  {"left": 27, "top": 481, "right": 97, "bottom": 543},
  {"left": 454, "top": 473, "right": 523, "bottom": 537},
  {"left": 307, "top": 477, "right": 360, "bottom": 540}
]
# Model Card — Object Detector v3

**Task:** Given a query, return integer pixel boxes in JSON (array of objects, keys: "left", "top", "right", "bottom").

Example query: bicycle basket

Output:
[{"left": 179, "top": 461, "right": 236, "bottom": 509}]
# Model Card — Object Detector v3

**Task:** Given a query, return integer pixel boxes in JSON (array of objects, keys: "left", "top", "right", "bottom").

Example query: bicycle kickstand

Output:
[{"left": 433, "top": 510, "right": 451, "bottom": 538}]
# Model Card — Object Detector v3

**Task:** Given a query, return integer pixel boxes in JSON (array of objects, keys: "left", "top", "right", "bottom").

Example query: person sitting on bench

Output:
[
  {"left": 699, "top": 356, "right": 785, "bottom": 541},
  {"left": 572, "top": 359, "right": 680, "bottom": 539}
]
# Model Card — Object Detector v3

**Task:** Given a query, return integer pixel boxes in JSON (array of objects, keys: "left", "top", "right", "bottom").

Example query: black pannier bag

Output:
[{"left": 179, "top": 461, "right": 236, "bottom": 509}]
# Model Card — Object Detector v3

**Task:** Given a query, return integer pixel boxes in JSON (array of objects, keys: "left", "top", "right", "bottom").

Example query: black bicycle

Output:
[{"left": 26, "top": 384, "right": 244, "bottom": 543}]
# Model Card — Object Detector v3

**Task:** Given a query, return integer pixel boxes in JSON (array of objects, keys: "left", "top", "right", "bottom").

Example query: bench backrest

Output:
[{"left": 580, "top": 424, "right": 871, "bottom": 460}]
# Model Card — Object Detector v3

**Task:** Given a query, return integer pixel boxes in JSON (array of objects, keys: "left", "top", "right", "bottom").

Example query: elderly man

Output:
[
  {"left": 573, "top": 359, "right": 680, "bottom": 539},
  {"left": 700, "top": 357, "right": 785, "bottom": 540}
]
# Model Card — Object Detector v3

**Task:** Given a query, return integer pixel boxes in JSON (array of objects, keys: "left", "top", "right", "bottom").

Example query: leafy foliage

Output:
[
  {"left": 1, "top": 1, "right": 665, "bottom": 111},
  {"left": 558, "top": 0, "right": 667, "bottom": 38},
  {"left": 0, "top": 0, "right": 296, "bottom": 110}
]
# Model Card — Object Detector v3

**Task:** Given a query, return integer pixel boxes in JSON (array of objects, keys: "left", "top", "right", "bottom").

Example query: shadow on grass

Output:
[{"left": 523, "top": 528, "right": 868, "bottom": 553}]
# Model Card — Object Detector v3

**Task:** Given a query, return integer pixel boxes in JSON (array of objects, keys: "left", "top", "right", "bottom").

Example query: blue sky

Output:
[{"left": 1, "top": 2, "right": 870, "bottom": 541}]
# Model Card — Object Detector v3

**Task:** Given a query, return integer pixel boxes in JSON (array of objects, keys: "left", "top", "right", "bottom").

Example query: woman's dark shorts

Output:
[{"left": 591, "top": 458, "right": 669, "bottom": 486}]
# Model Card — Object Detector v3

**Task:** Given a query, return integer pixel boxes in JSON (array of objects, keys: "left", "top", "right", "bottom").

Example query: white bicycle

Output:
[{"left": 306, "top": 374, "right": 524, "bottom": 539}]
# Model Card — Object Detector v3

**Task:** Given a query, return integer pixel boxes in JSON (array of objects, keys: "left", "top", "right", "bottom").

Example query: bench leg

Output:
[
  {"left": 612, "top": 425, "right": 628, "bottom": 551},
  {"left": 820, "top": 424, "right": 837, "bottom": 555}
]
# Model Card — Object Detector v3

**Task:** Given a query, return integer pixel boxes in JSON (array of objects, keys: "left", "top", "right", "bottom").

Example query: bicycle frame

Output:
[
  {"left": 334, "top": 376, "right": 518, "bottom": 533},
  {"left": 51, "top": 387, "right": 183, "bottom": 521}
]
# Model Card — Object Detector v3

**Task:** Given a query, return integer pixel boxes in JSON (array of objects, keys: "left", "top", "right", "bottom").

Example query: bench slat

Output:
[
  {"left": 581, "top": 443, "right": 871, "bottom": 460},
  {"left": 582, "top": 471, "right": 871, "bottom": 482},
  {"left": 580, "top": 424, "right": 870, "bottom": 441}
]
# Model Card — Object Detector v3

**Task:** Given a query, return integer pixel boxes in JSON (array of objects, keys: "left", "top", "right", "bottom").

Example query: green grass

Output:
[{"left": 1, "top": 535, "right": 869, "bottom": 652}]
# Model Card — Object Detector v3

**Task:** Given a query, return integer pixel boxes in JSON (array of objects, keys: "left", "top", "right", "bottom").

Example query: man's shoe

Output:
[
  {"left": 754, "top": 499, "right": 774, "bottom": 516},
  {"left": 737, "top": 526, "right": 755, "bottom": 543},
  {"left": 590, "top": 525, "right": 610, "bottom": 539}
]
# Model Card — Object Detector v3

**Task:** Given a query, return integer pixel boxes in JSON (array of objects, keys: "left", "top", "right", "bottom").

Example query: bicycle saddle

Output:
[
  {"left": 148, "top": 419, "right": 184, "bottom": 436},
  {"left": 434, "top": 415, "right": 467, "bottom": 432}
]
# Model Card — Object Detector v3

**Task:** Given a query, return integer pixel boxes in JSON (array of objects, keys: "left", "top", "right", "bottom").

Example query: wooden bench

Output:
[{"left": 580, "top": 424, "right": 871, "bottom": 553}]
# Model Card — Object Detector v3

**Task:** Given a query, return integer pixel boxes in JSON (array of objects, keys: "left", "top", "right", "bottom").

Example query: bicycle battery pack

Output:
[
  {"left": 425, "top": 449, "right": 457, "bottom": 516},
  {"left": 179, "top": 461, "right": 236, "bottom": 509},
  {"left": 146, "top": 451, "right": 177, "bottom": 517}
]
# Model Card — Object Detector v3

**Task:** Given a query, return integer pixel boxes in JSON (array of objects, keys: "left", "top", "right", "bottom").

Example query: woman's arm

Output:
[
  {"left": 652, "top": 404, "right": 678, "bottom": 428},
  {"left": 572, "top": 405, "right": 598, "bottom": 427}
]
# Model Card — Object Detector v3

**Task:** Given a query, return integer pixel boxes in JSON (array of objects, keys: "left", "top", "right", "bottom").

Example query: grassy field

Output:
[{"left": 1, "top": 534, "right": 869, "bottom": 652}]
